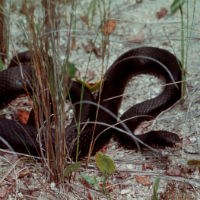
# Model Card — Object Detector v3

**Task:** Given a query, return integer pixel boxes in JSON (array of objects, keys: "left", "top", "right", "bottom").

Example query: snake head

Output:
[{"left": 141, "top": 130, "right": 182, "bottom": 149}]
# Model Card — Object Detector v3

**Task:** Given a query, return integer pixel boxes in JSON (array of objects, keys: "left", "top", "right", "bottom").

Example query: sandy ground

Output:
[{"left": 0, "top": 0, "right": 200, "bottom": 199}]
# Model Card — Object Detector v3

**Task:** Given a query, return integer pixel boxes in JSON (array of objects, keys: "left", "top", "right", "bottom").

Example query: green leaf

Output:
[
  {"left": 95, "top": 152, "right": 116, "bottom": 176},
  {"left": 63, "top": 161, "right": 81, "bottom": 177},
  {"left": 67, "top": 61, "right": 77, "bottom": 78},
  {"left": 170, "top": 0, "right": 186, "bottom": 15},
  {"left": 152, "top": 178, "right": 160, "bottom": 200},
  {"left": 80, "top": 173, "right": 101, "bottom": 190}
]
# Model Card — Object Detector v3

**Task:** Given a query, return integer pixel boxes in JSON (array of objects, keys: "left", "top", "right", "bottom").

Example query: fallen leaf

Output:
[
  {"left": 187, "top": 159, "right": 200, "bottom": 167},
  {"left": 101, "top": 19, "right": 117, "bottom": 36},
  {"left": 142, "top": 163, "right": 154, "bottom": 170},
  {"left": 17, "top": 168, "right": 32, "bottom": 178},
  {"left": 17, "top": 109, "right": 30, "bottom": 124},
  {"left": 156, "top": 7, "right": 168, "bottom": 19},
  {"left": 71, "top": 37, "right": 76, "bottom": 50},
  {"left": 87, "top": 190, "right": 94, "bottom": 200},
  {"left": 80, "top": 15, "right": 89, "bottom": 26},
  {"left": 135, "top": 175, "right": 152, "bottom": 186},
  {"left": 99, "top": 181, "right": 113, "bottom": 192}
]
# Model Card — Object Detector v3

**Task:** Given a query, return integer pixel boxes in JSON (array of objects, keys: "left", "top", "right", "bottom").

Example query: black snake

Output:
[{"left": 0, "top": 47, "right": 182, "bottom": 160}]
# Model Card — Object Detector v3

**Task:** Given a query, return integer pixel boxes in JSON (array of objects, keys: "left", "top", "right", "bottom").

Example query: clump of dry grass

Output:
[
  {"left": 1, "top": 0, "right": 113, "bottom": 186},
  {"left": 20, "top": 0, "right": 113, "bottom": 183},
  {"left": 21, "top": 0, "right": 72, "bottom": 183}
]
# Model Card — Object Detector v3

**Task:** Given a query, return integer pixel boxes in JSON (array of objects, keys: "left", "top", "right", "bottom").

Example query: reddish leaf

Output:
[
  {"left": 156, "top": 7, "right": 168, "bottom": 19},
  {"left": 101, "top": 19, "right": 117, "bottom": 36},
  {"left": 135, "top": 175, "right": 152, "bottom": 186},
  {"left": 17, "top": 109, "right": 30, "bottom": 124},
  {"left": 17, "top": 168, "right": 32, "bottom": 178}
]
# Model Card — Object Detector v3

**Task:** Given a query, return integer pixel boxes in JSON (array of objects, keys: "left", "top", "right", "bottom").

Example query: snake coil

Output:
[{"left": 0, "top": 47, "right": 182, "bottom": 160}]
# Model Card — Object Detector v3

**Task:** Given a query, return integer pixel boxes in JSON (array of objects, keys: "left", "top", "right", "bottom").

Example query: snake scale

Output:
[{"left": 0, "top": 47, "right": 182, "bottom": 160}]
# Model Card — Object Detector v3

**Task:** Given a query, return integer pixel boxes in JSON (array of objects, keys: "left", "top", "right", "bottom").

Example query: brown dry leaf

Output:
[
  {"left": 17, "top": 168, "right": 32, "bottom": 178},
  {"left": 135, "top": 175, "right": 152, "bottom": 186},
  {"left": 17, "top": 109, "right": 30, "bottom": 124},
  {"left": 99, "top": 181, "right": 113, "bottom": 192},
  {"left": 156, "top": 7, "right": 168, "bottom": 19},
  {"left": 87, "top": 190, "right": 94, "bottom": 200},
  {"left": 142, "top": 163, "right": 154, "bottom": 170},
  {"left": 101, "top": 19, "right": 117, "bottom": 36},
  {"left": 71, "top": 37, "right": 76, "bottom": 50},
  {"left": 80, "top": 15, "right": 89, "bottom": 26}
]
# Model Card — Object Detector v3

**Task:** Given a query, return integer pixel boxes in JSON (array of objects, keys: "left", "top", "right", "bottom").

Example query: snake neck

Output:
[{"left": 99, "top": 47, "right": 182, "bottom": 116}]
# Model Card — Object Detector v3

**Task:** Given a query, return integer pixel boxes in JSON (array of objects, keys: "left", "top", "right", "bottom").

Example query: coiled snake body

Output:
[{"left": 0, "top": 47, "right": 182, "bottom": 160}]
